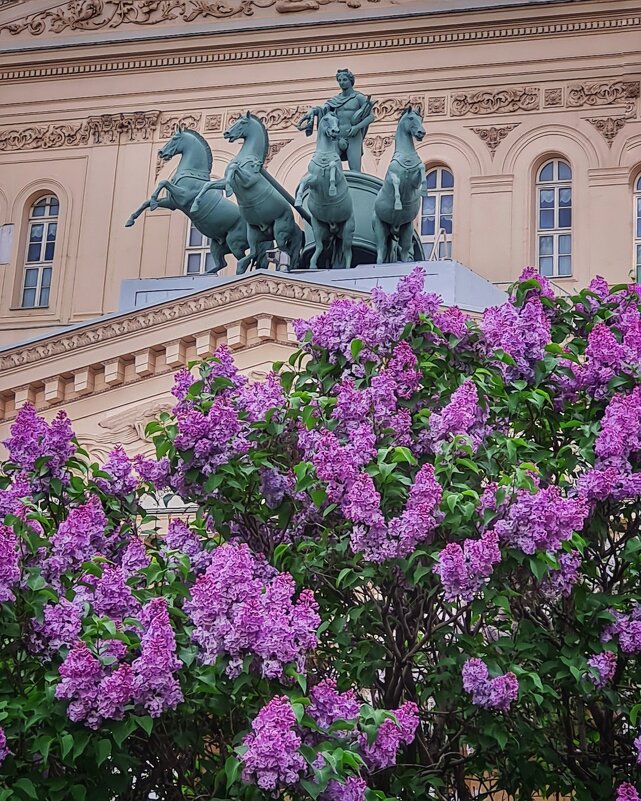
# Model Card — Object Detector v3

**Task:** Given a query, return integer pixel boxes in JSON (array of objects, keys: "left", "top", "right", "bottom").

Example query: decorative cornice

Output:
[
  {"left": 0, "top": 276, "right": 364, "bottom": 371},
  {"left": 567, "top": 80, "right": 640, "bottom": 108},
  {"left": 451, "top": 87, "right": 539, "bottom": 117},
  {"left": 0, "top": 110, "right": 160, "bottom": 151},
  {"left": 0, "top": 0, "right": 385, "bottom": 37},
  {"left": 158, "top": 112, "right": 201, "bottom": 139},
  {"left": 4, "top": 16, "right": 640, "bottom": 82},
  {"left": 470, "top": 123, "right": 520, "bottom": 158},
  {"left": 374, "top": 95, "right": 424, "bottom": 122},
  {"left": 227, "top": 105, "right": 310, "bottom": 131}
]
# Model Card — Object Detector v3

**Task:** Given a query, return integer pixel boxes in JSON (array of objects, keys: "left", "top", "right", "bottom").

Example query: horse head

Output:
[
  {"left": 224, "top": 111, "right": 253, "bottom": 143},
  {"left": 318, "top": 110, "right": 340, "bottom": 141},
  {"left": 400, "top": 105, "right": 426, "bottom": 142},
  {"left": 158, "top": 126, "right": 186, "bottom": 162}
]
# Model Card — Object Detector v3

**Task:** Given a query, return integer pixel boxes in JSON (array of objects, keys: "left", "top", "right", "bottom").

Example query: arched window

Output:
[
  {"left": 635, "top": 174, "right": 641, "bottom": 283},
  {"left": 21, "top": 194, "right": 59, "bottom": 308},
  {"left": 184, "top": 221, "right": 214, "bottom": 275},
  {"left": 420, "top": 167, "right": 453, "bottom": 259},
  {"left": 536, "top": 159, "right": 572, "bottom": 277}
]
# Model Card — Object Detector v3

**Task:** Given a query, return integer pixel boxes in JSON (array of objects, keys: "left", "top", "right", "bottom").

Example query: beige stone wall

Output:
[{"left": 0, "top": 0, "right": 640, "bottom": 346}]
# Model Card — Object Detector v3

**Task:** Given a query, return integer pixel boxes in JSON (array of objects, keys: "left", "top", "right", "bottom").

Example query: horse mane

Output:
[
  {"left": 248, "top": 113, "right": 270, "bottom": 164},
  {"left": 182, "top": 128, "right": 213, "bottom": 173}
]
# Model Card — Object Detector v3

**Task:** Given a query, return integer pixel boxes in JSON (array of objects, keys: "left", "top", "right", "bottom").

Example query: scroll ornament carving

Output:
[
  {"left": 0, "top": 110, "right": 160, "bottom": 152},
  {"left": 227, "top": 106, "right": 311, "bottom": 131},
  {"left": 374, "top": 96, "right": 424, "bottom": 122},
  {"left": 264, "top": 139, "right": 293, "bottom": 166},
  {"left": 364, "top": 134, "right": 394, "bottom": 160},
  {"left": 0, "top": 0, "right": 384, "bottom": 36},
  {"left": 451, "top": 87, "right": 540, "bottom": 117},
  {"left": 204, "top": 114, "right": 223, "bottom": 133},
  {"left": 159, "top": 113, "right": 201, "bottom": 139},
  {"left": 585, "top": 116, "right": 628, "bottom": 147},
  {"left": 567, "top": 81, "right": 640, "bottom": 108},
  {"left": 470, "top": 124, "right": 520, "bottom": 158},
  {"left": 80, "top": 402, "right": 173, "bottom": 462}
]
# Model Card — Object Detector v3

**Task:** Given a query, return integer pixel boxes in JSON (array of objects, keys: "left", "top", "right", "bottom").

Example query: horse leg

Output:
[
  {"left": 191, "top": 180, "right": 225, "bottom": 214},
  {"left": 399, "top": 223, "right": 414, "bottom": 262},
  {"left": 254, "top": 239, "right": 272, "bottom": 271},
  {"left": 294, "top": 174, "right": 310, "bottom": 207},
  {"left": 239, "top": 224, "right": 262, "bottom": 275},
  {"left": 207, "top": 239, "right": 228, "bottom": 274},
  {"left": 342, "top": 215, "right": 355, "bottom": 270},
  {"left": 309, "top": 219, "right": 328, "bottom": 271},
  {"left": 226, "top": 221, "right": 251, "bottom": 274},
  {"left": 390, "top": 173, "right": 402, "bottom": 211},
  {"left": 125, "top": 196, "right": 175, "bottom": 227},
  {"left": 274, "top": 214, "right": 302, "bottom": 272},
  {"left": 149, "top": 180, "right": 170, "bottom": 211},
  {"left": 372, "top": 213, "right": 388, "bottom": 264}
]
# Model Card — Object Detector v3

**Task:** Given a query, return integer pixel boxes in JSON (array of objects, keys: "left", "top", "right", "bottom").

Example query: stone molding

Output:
[
  {"left": 567, "top": 80, "right": 640, "bottom": 108},
  {"left": 585, "top": 115, "right": 628, "bottom": 148},
  {"left": 451, "top": 87, "right": 539, "bottom": 117},
  {"left": 0, "top": 110, "right": 160, "bottom": 152},
  {"left": 226, "top": 105, "right": 311, "bottom": 131},
  {"left": 470, "top": 124, "right": 520, "bottom": 157},
  {"left": 4, "top": 15, "right": 640, "bottom": 82},
  {"left": 364, "top": 134, "right": 394, "bottom": 161},
  {"left": 264, "top": 139, "right": 293, "bottom": 165},
  {"left": 158, "top": 112, "right": 201, "bottom": 139}
]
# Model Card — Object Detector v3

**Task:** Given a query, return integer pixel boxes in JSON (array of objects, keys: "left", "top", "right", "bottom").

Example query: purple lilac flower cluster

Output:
[
  {"left": 461, "top": 658, "right": 519, "bottom": 711},
  {"left": 539, "top": 551, "right": 582, "bottom": 599},
  {"left": 3, "top": 404, "right": 75, "bottom": 488},
  {"left": 494, "top": 486, "right": 588, "bottom": 555},
  {"left": 587, "top": 651, "right": 617, "bottom": 688},
  {"left": 434, "top": 530, "right": 501, "bottom": 603},
  {"left": 358, "top": 701, "right": 419, "bottom": 771},
  {"left": 602, "top": 607, "right": 641, "bottom": 655},
  {"left": 95, "top": 445, "right": 138, "bottom": 496},
  {"left": 322, "top": 777, "right": 368, "bottom": 801},
  {"left": 433, "top": 306, "right": 470, "bottom": 339},
  {"left": 426, "top": 380, "right": 488, "bottom": 452},
  {"left": 241, "top": 695, "right": 306, "bottom": 791},
  {"left": 0, "top": 524, "right": 20, "bottom": 603},
  {"left": 0, "top": 474, "right": 30, "bottom": 520},
  {"left": 185, "top": 541, "right": 320, "bottom": 678},
  {"left": 30, "top": 598, "right": 83, "bottom": 655},
  {"left": 121, "top": 537, "right": 150, "bottom": 578},
  {"left": 44, "top": 496, "right": 108, "bottom": 582},
  {"left": 92, "top": 565, "right": 139, "bottom": 620},
  {"left": 0, "top": 727, "right": 8, "bottom": 765},
  {"left": 163, "top": 519, "right": 211, "bottom": 573},
  {"left": 307, "top": 679, "right": 360, "bottom": 729},
  {"left": 617, "top": 784, "right": 641, "bottom": 801}
]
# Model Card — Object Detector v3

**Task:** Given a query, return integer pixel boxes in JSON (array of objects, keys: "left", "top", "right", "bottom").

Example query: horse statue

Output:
[
  {"left": 192, "top": 112, "right": 302, "bottom": 272},
  {"left": 294, "top": 110, "right": 355, "bottom": 270},
  {"left": 372, "top": 106, "right": 427, "bottom": 264},
  {"left": 125, "top": 127, "right": 253, "bottom": 275}
]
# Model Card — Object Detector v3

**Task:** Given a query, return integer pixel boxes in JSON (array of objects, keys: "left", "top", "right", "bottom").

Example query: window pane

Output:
[
  {"left": 539, "top": 257, "right": 554, "bottom": 276},
  {"left": 39, "top": 286, "right": 50, "bottom": 307},
  {"left": 559, "top": 188, "right": 572, "bottom": 206},
  {"left": 44, "top": 241, "right": 56, "bottom": 261},
  {"left": 440, "top": 215, "right": 453, "bottom": 234},
  {"left": 42, "top": 267, "right": 52, "bottom": 288},
  {"left": 30, "top": 223, "right": 44, "bottom": 243},
  {"left": 188, "top": 226, "right": 204, "bottom": 248},
  {"left": 636, "top": 176, "right": 641, "bottom": 192},
  {"left": 425, "top": 170, "right": 437, "bottom": 190},
  {"left": 440, "top": 194, "right": 453, "bottom": 214},
  {"left": 637, "top": 216, "right": 641, "bottom": 239},
  {"left": 22, "top": 288, "right": 36, "bottom": 307},
  {"left": 31, "top": 199, "right": 47, "bottom": 217},
  {"left": 559, "top": 234, "right": 571, "bottom": 256},
  {"left": 539, "top": 210, "right": 554, "bottom": 230},
  {"left": 558, "top": 161, "right": 572, "bottom": 181},
  {"left": 558, "top": 255, "right": 572, "bottom": 276},
  {"left": 441, "top": 170, "right": 454, "bottom": 189},
  {"left": 539, "top": 236, "right": 554, "bottom": 256},
  {"left": 422, "top": 196, "right": 436, "bottom": 216},
  {"left": 539, "top": 189, "right": 554, "bottom": 208},
  {"left": 558, "top": 208, "right": 572, "bottom": 229},
  {"left": 186, "top": 253, "right": 201, "bottom": 274},
  {"left": 24, "top": 268, "right": 38, "bottom": 288},
  {"left": 48, "top": 198, "right": 59, "bottom": 217},
  {"left": 637, "top": 244, "right": 641, "bottom": 273},
  {"left": 539, "top": 162, "right": 554, "bottom": 182},
  {"left": 421, "top": 216, "right": 435, "bottom": 237},
  {"left": 47, "top": 222, "right": 57, "bottom": 241},
  {"left": 27, "top": 243, "right": 42, "bottom": 262},
  {"left": 438, "top": 241, "right": 452, "bottom": 259}
]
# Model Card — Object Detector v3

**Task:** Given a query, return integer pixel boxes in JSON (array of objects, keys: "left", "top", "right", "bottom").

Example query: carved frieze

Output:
[
  {"left": 204, "top": 114, "right": 223, "bottom": 133},
  {"left": 0, "top": 0, "right": 384, "bottom": 36},
  {"left": 264, "top": 139, "right": 293, "bottom": 165},
  {"left": 0, "top": 111, "right": 161, "bottom": 152},
  {"left": 364, "top": 134, "right": 394, "bottom": 161},
  {"left": 159, "top": 113, "right": 201, "bottom": 139},
  {"left": 427, "top": 97, "right": 446, "bottom": 116},
  {"left": 585, "top": 116, "right": 628, "bottom": 148},
  {"left": 470, "top": 124, "right": 520, "bottom": 157},
  {"left": 544, "top": 88, "right": 563, "bottom": 107},
  {"left": 226, "top": 105, "right": 311, "bottom": 131},
  {"left": 374, "top": 96, "right": 424, "bottom": 122},
  {"left": 451, "top": 87, "right": 540, "bottom": 117},
  {"left": 567, "top": 81, "right": 639, "bottom": 108}
]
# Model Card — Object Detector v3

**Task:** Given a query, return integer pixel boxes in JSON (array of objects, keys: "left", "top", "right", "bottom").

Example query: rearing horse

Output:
[
  {"left": 372, "top": 106, "right": 426, "bottom": 264},
  {"left": 192, "top": 112, "right": 302, "bottom": 272},
  {"left": 125, "top": 127, "right": 252, "bottom": 274},
  {"left": 294, "top": 110, "right": 354, "bottom": 270}
]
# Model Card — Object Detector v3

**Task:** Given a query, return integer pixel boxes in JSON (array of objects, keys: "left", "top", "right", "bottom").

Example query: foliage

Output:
[{"left": 1, "top": 267, "right": 641, "bottom": 801}]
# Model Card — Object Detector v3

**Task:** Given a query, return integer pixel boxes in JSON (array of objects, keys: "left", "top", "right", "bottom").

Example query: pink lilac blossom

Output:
[
  {"left": 132, "top": 598, "right": 183, "bottom": 717},
  {"left": 307, "top": 679, "right": 360, "bottom": 730},
  {"left": 241, "top": 696, "right": 306, "bottom": 791},
  {"left": 45, "top": 496, "right": 108, "bottom": 580},
  {"left": 96, "top": 445, "right": 138, "bottom": 496},
  {"left": 322, "top": 777, "right": 368, "bottom": 801},
  {"left": 96, "top": 663, "right": 134, "bottom": 721},
  {"left": 359, "top": 701, "right": 419, "bottom": 770},
  {"left": 0, "top": 727, "right": 8, "bottom": 765},
  {"left": 462, "top": 658, "right": 518, "bottom": 711},
  {"left": 55, "top": 641, "right": 103, "bottom": 729},
  {"left": 616, "top": 784, "right": 641, "bottom": 801},
  {"left": 434, "top": 530, "right": 501, "bottom": 603},
  {"left": 92, "top": 565, "right": 139, "bottom": 620},
  {"left": 163, "top": 519, "right": 210, "bottom": 573},
  {"left": 540, "top": 551, "right": 582, "bottom": 599},
  {"left": 31, "top": 598, "right": 83, "bottom": 655},
  {"left": 494, "top": 487, "right": 588, "bottom": 555},
  {"left": 587, "top": 652, "right": 617, "bottom": 688},
  {"left": 4, "top": 405, "right": 75, "bottom": 486},
  {"left": 481, "top": 297, "right": 551, "bottom": 380},
  {"left": 0, "top": 524, "right": 20, "bottom": 602},
  {"left": 185, "top": 541, "right": 319, "bottom": 679},
  {"left": 427, "top": 381, "right": 487, "bottom": 451}
]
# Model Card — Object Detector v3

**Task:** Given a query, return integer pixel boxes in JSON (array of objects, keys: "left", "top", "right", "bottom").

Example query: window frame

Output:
[
  {"left": 634, "top": 173, "right": 641, "bottom": 284},
  {"left": 20, "top": 194, "right": 59, "bottom": 309},
  {"left": 419, "top": 166, "right": 454, "bottom": 260},
  {"left": 535, "top": 158, "right": 573, "bottom": 279},
  {"left": 184, "top": 220, "right": 214, "bottom": 276}
]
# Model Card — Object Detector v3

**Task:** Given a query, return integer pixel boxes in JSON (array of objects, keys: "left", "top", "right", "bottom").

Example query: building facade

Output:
[{"left": 0, "top": 0, "right": 640, "bottom": 450}]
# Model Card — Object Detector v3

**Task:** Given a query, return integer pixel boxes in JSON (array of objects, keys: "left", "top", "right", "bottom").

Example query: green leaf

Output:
[
  {"left": 60, "top": 733, "right": 74, "bottom": 759},
  {"left": 350, "top": 338, "right": 364, "bottom": 361},
  {"left": 631, "top": 704, "right": 641, "bottom": 727},
  {"left": 71, "top": 787, "right": 86, "bottom": 801},
  {"left": 225, "top": 755, "right": 241, "bottom": 788},
  {"left": 96, "top": 738, "right": 111, "bottom": 767},
  {"left": 136, "top": 715, "right": 153, "bottom": 735},
  {"left": 14, "top": 779, "right": 38, "bottom": 800}
]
